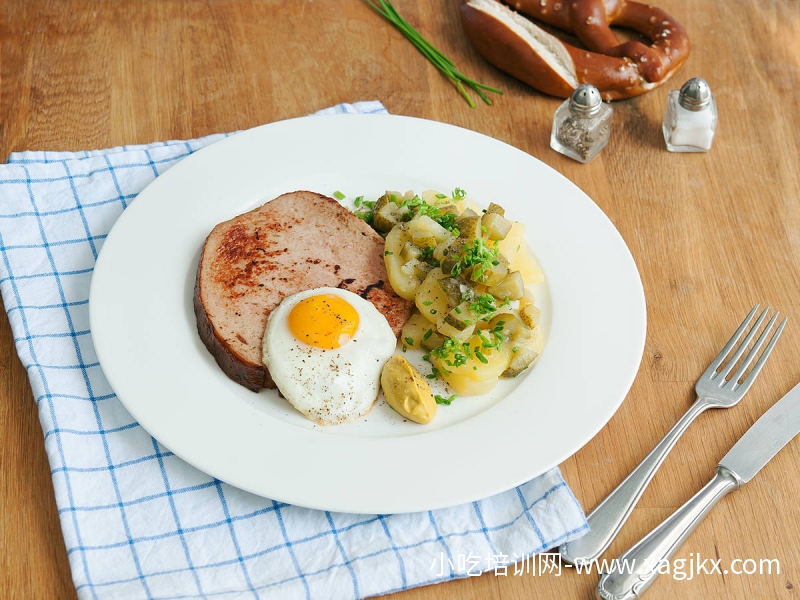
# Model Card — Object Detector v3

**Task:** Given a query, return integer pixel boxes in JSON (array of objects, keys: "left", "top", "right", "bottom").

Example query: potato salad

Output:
[{"left": 359, "top": 188, "right": 546, "bottom": 398}]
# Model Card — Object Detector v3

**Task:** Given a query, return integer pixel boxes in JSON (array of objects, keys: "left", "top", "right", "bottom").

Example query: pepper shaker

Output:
[
  {"left": 662, "top": 77, "right": 718, "bottom": 152},
  {"left": 550, "top": 84, "right": 613, "bottom": 164}
]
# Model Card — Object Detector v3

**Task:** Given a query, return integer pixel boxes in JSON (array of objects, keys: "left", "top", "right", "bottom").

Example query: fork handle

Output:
[
  {"left": 596, "top": 466, "right": 740, "bottom": 599},
  {"left": 560, "top": 397, "right": 709, "bottom": 565}
]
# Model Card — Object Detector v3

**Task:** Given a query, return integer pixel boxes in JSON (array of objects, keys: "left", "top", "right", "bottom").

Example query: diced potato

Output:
[
  {"left": 441, "top": 373, "right": 497, "bottom": 396},
  {"left": 420, "top": 189, "right": 445, "bottom": 205},
  {"left": 496, "top": 221, "right": 544, "bottom": 284},
  {"left": 430, "top": 333, "right": 512, "bottom": 396},
  {"left": 495, "top": 221, "right": 525, "bottom": 265},
  {"left": 385, "top": 221, "right": 411, "bottom": 255},
  {"left": 385, "top": 255, "right": 421, "bottom": 300},
  {"left": 433, "top": 238, "right": 455, "bottom": 262},
  {"left": 459, "top": 207, "right": 479, "bottom": 219},
  {"left": 402, "top": 312, "right": 446, "bottom": 351},
  {"left": 415, "top": 267, "right": 452, "bottom": 323},
  {"left": 384, "top": 224, "right": 421, "bottom": 300},
  {"left": 408, "top": 215, "right": 451, "bottom": 244}
]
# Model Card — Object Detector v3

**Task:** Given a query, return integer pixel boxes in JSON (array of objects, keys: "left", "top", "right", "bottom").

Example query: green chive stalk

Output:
[{"left": 364, "top": 0, "right": 502, "bottom": 108}]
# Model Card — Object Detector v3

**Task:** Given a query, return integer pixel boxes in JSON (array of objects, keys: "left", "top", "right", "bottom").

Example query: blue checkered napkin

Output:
[{"left": 0, "top": 101, "right": 587, "bottom": 599}]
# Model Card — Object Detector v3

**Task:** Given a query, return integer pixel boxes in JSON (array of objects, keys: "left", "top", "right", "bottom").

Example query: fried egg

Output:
[{"left": 262, "top": 287, "right": 397, "bottom": 425}]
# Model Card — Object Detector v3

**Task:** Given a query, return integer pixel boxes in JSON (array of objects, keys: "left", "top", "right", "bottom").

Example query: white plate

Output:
[{"left": 90, "top": 114, "right": 646, "bottom": 514}]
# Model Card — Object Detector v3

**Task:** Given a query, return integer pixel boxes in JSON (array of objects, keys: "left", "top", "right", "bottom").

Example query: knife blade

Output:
[
  {"left": 597, "top": 381, "right": 800, "bottom": 600},
  {"left": 719, "top": 380, "right": 800, "bottom": 483}
]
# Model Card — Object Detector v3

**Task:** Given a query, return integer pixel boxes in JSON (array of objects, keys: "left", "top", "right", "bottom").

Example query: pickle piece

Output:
[
  {"left": 488, "top": 313, "right": 532, "bottom": 343},
  {"left": 482, "top": 212, "right": 512, "bottom": 241},
  {"left": 520, "top": 302, "right": 542, "bottom": 328},
  {"left": 456, "top": 215, "right": 481, "bottom": 240},
  {"left": 437, "top": 276, "right": 474, "bottom": 305},
  {"left": 472, "top": 259, "right": 508, "bottom": 286},
  {"left": 485, "top": 202, "right": 505, "bottom": 216},
  {"left": 373, "top": 193, "right": 406, "bottom": 233},
  {"left": 411, "top": 232, "right": 437, "bottom": 250},
  {"left": 400, "top": 241, "right": 422, "bottom": 262},
  {"left": 439, "top": 302, "right": 477, "bottom": 341},
  {"left": 487, "top": 270, "right": 525, "bottom": 301},
  {"left": 502, "top": 345, "right": 539, "bottom": 377},
  {"left": 400, "top": 257, "right": 432, "bottom": 279},
  {"left": 381, "top": 354, "right": 437, "bottom": 424}
]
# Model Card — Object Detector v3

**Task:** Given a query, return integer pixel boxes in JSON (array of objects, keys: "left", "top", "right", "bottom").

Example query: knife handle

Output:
[
  {"left": 596, "top": 466, "right": 741, "bottom": 600},
  {"left": 561, "top": 397, "right": 710, "bottom": 565}
]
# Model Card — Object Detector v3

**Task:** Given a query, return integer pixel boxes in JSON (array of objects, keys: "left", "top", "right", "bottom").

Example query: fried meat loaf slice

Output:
[{"left": 194, "top": 191, "right": 414, "bottom": 392}]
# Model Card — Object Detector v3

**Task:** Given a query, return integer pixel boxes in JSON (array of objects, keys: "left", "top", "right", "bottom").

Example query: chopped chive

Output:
[
  {"left": 435, "top": 394, "right": 456, "bottom": 405},
  {"left": 363, "top": 0, "right": 502, "bottom": 108}
]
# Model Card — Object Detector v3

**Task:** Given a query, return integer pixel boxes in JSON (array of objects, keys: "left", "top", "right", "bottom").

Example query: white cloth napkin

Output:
[{"left": 0, "top": 101, "right": 587, "bottom": 599}]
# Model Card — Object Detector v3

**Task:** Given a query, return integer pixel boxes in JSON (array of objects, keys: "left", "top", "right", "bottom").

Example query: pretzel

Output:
[{"left": 459, "top": 0, "right": 690, "bottom": 100}]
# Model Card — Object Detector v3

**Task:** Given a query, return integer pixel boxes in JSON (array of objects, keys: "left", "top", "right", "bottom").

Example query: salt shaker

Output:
[
  {"left": 550, "top": 84, "right": 613, "bottom": 164},
  {"left": 662, "top": 77, "right": 718, "bottom": 152}
]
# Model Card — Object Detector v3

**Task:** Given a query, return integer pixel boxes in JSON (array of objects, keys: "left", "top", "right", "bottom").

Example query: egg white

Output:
[{"left": 262, "top": 287, "right": 397, "bottom": 425}]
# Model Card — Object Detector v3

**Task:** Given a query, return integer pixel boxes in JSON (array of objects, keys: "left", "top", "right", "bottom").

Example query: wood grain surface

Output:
[{"left": 2, "top": 1, "right": 799, "bottom": 598}]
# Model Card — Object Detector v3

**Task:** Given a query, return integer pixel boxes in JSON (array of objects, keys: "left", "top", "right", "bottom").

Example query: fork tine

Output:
[
  {"left": 732, "top": 314, "right": 787, "bottom": 394},
  {"left": 716, "top": 305, "right": 771, "bottom": 381},
  {"left": 702, "top": 304, "right": 760, "bottom": 380}
]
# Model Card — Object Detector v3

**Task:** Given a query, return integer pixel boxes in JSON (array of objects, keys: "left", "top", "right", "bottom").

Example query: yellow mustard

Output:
[{"left": 380, "top": 354, "right": 437, "bottom": 424}]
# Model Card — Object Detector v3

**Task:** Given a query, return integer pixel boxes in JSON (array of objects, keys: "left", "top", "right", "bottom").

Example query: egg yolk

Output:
[{"left": 288, "top": 294, "right": 360, "bottom": 349}]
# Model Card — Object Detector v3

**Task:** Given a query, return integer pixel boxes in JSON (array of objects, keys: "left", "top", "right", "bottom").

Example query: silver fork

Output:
[{"left": 559, "top": 304, "right": 787, "bottom": 566}]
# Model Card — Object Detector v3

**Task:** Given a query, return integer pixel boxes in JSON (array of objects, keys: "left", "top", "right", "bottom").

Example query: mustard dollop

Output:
[{"left": 380, "top": 354, "right": 438, "bottom": 424}]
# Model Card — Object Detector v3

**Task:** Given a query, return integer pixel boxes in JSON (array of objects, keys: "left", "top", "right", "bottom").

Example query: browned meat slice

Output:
[{"left": 194, "top": 190, "right": 414, "bottom": 391}]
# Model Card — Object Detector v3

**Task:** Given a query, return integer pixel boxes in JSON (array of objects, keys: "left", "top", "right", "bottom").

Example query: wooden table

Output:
[{"left": 2, "top": 1, "right": 799, "bottom": 598}]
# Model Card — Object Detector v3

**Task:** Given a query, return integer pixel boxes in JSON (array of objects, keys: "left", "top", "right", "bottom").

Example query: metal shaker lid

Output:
[
  {"left": 569, "top": 84, "right": 603, "bottom": 117},
  {"left": 678, "top": 78, "right": 713, "bottom": 111}
]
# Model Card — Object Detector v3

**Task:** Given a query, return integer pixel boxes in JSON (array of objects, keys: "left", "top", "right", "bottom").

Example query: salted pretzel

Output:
[{"left": 459, "top": 0, "right": 690, "bottom": 100}]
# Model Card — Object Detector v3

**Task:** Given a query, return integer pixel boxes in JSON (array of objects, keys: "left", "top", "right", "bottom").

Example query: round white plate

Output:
[{"left": 90, "top": 114, "right": 646, "bottom": 514}]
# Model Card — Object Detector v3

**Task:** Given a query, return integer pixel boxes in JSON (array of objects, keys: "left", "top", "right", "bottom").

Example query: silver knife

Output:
[{"left": 597, "top": 380, "right": 800, "bottom": 600}]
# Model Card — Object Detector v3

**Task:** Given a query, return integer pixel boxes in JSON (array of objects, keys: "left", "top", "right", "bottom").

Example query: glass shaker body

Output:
[
  {"left": 550, "top": 95, "right": 613, "bottom": 164},
  {"left": 663, "top": 85, "right": 718, "bottom": 152}
]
